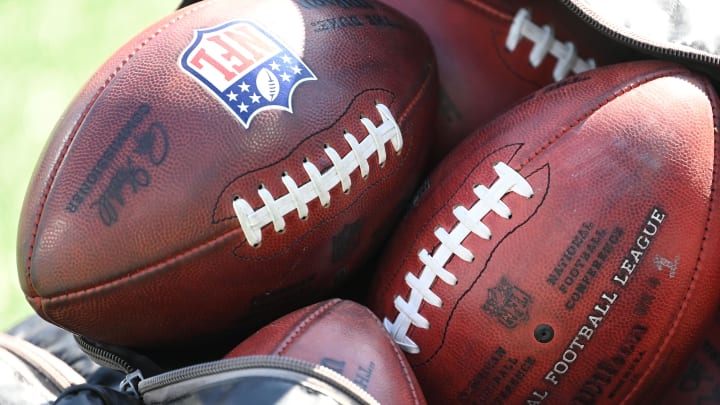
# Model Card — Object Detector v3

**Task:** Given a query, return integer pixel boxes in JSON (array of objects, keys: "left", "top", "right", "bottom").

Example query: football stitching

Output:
[
  {"left": 211, "top": 88, "right": 397, "bottom": 224},
  {"left": 505, "top": 8, "right": 597, "bottom": 81},
  {"left": 376, "top": 143, "right": 524, "bottom": 305},
  {"left": 383, "top": 66, "right": 690, "bottom": 356},
  {"left": 622, "top": 75, "right": 720, "bottom": 403},
  {"left": 274, "top": 298, "right": 341, "bottom": 356},
  {"left": 24, "top": 0, "right": 216, "bottom": 299},
  {"left": 233, "top": 103, "right": 403, "bottom": 247},
  {"left": 38, "top": 52, "right": 436, "bottom": 303},
  {"left": 363, "top": 304, "right": 423, "bottom": 405},
  {"left": 426, "top": 164, "right": 550, "bottom": 367},
  {"left": 228, "top": 90, "right": 431, "bottom": 261},
  {"left": 385, "top": 162, "right": 534, "bottom": 354}
]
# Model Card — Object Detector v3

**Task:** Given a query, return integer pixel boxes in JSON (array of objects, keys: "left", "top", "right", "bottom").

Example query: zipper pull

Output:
[
  {"left": 120, "top": 369, "right": 145, "bottom": 397},
  {"left": 74, "top": 334, "right": 164, "bottom": 398}
]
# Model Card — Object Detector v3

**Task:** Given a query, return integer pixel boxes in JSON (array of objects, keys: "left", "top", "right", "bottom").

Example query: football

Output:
[
  {"left": 379, "top": 0, "right": 638, "bottom": 163},
  {"left": 369, "top": 60, "right": 720, "bottom": 404},
  {"left": 17, "top": 0, "right": 437, "bottom": 348},
  {"left": 225, "top": 298, "right": 426, "bottom": 404}
]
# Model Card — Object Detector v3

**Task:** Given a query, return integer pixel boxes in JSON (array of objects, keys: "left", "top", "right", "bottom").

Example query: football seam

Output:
[
  {"left": 210, "top": 88, "right": 397, "bottom": 224},
  {"left": 516, "top": 68, "right": 688, "bottom": 169},
  {"left": 362, "top": 303, "right": 424, "bottom": 405},
  {"left": 384, "top": 66, "right": 690, "bottom": 357},
  {"left": 389, "top": 161, "right": 536, "bottom": 349},
  {"left": 232, "top": 103, "right": 403, "bottom": 247},
  {"left": 376, "top": 143, "right": 524, "bottom": 303},
  {"left": 503, "top": 8, "right": 597, "bottom": 82},
  {"left": 229, "top": 141, "right": 409, "bottom": 262},
  {"left": 621, "top": 74, "right": 720, "bottom": 403},
  {"left": 424, "top": 163, "right": 550, "bottom": 367},
  {"left": 395, "top": 162, "right": 547, "bottom": 360},
  {"left": 461, "top": 0, "right": 513, "bottom": 23},
  {"left": 35, "top": 52, "right": 437, "bottom": 304},
  {"left": 24, "top": 0, "right": 217, "bottom": 299},
  {"left": 274, "top": 298, "right": 341, "bottom": 356}
]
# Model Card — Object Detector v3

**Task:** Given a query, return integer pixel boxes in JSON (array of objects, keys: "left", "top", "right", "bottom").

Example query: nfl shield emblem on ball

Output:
[{"left": 179, "top": 20, "right": 317, "bottom": 128}]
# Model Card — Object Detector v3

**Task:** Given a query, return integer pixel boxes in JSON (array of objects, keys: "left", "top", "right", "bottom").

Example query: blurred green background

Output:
[{"left": 0, "top": 0, "right": 179, "bottom": 331}]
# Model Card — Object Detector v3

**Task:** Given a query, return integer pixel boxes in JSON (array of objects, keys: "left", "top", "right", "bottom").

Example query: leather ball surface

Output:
[
  {"left": 369, "top": 60, "right": 720, "bottom": 404},
  {"left": 379, "top": 0, "right": 638, "bottom": 163},
  {"left": 17, "top": 0, "right": 437, "bottom": 348},
  {"left": 225, "top": 298, "right": 426, "bottom": 405},
  {"left": 659, "top": 306, "right": 720, "bottom": 405}
]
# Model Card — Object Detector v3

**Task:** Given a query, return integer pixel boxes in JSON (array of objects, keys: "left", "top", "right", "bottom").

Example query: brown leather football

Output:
[
  {"left": 369, "top": 60, "right": 720, "bottom": 404},
  {"left": 16, "top": 0, "right": 437, "bottom": 348},
  {"left": 379, "top": 0, "right": 639, "bottom": 163},
  {"left": 225, "top": 298, "right": 426, "bottom": 404}
]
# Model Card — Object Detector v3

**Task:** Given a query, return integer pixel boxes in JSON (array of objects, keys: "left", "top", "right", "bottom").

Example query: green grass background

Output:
[{"left": 0, "top": 0, "right": 179, "bottom": 331}]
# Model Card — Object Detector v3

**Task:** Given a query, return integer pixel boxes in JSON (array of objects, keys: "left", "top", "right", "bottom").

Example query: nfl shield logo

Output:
[
  {"left": 179, "top": 20, "right": 317, "bottom": 128},
  {"left": 482, "top": 277, "right": 532, "bottom": 329}
]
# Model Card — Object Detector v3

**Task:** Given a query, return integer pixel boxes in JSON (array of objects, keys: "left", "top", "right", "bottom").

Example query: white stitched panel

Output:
[
  {"left": 344, "top": 132, "right": 370, "bottom": 178},
  {"left": 384, "top": 162, "right": 533, "bottom": 353},
  {"left": 232, "top": 103, "right": 402, "bottom": 247},
  {"left": 405, "top": 272, "right": 442, "bottom": 307},
  {"left": 505, "top": 8, "right": 597, "bottom": 81},
  {"left": 257, "top": 186, "right": 285, "bottom": 233},
  {"left": 474, "top": 185, "right": 512, "bottom": 219},
  {"left": 234, "top": 198, "right": 262, "bottom": 247},
  {"left": 393, "top": 295, "right": 429, "bottom": 330},
  {"left": 453, "top": 205, "right": 492, "bottom": 239},
  {"left": 418, "top": 249, "right": 457, "bottom": 285},
  {"left": 434, "top": 227, "right": 474, "bottom": 263},
  {"left": 364, "top": 116, "right": 387, "bottom": 166},
  {"left": 303, "top": 159, "right": 331, "bottom": 207},
  {"left": 324, "top": 145, "right": 351, "bottom": 192},
  {"left": 281, "top": 172, "right": 308, "bottom": 220}
]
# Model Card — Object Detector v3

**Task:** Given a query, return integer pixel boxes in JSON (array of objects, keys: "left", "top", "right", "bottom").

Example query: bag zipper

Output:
[
  {"left": 74, "top": 335, "right": 162, "bottom": 396},
  {"left": 139, "top": 354, "right": 380, "bottom": 405},
  {"left": 75, "top": 337, "right": 377, "bottom": 403},
  {"left": 560, "top": 0, "right": 720, "bottom": 79},
  {"left": 74, "top": 335, "right": 136, "bottom": 374}
]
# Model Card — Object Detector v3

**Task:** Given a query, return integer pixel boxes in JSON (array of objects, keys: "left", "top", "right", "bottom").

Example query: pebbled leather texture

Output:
[
  {"left": 17, "top": 0, "right": 438, "bottom": 349},
  {"left": 225, "top": 299, "right": 426, "bottom": 405},
  {"left": 379, "top": 0, "right": 640, "bottom": 164},
  {"left": 369, "top": 60, "right": 720, "bottom": 404},
  {"left": 657, "top": 306, "right": 720, "bottom": 405}
]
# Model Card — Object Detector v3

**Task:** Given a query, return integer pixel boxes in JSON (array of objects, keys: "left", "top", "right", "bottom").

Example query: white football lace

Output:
[
  {"left": 383, "top": 162, "right": 533, "bottom": 354},
  {"left": 506, "top": 8, "right": 597, "bottom": 81},
  {"left": 233, "top": 103, "right": 402, "bottom": 247}
]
